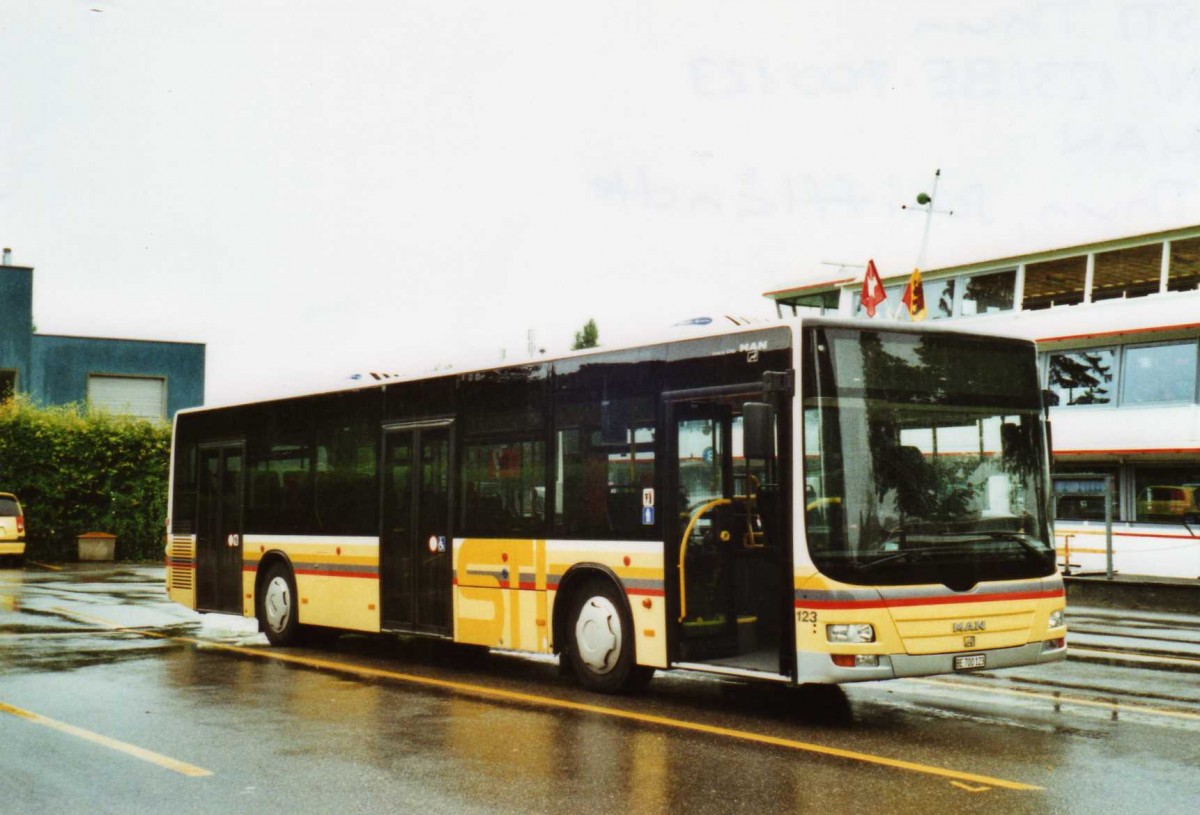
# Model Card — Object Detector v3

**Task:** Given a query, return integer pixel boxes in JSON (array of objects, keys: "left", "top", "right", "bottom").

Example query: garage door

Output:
[{"left": 87, "top": 375, "right": 166, "bottom": 420}]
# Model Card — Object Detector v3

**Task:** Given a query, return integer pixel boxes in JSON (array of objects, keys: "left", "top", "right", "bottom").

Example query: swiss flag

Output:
[{"left": 860, "top": 259, "right": 886, "bottom": 317}]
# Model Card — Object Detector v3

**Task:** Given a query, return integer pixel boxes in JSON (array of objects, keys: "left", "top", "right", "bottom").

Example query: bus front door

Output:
[
  {"left": 668, "top": 395, "right": 788, "bottom": 676},
  {"left": 195, "top": 442, "right": 244, "bottom": 614},
  {"left": 381, "top": 423, "right": 453, "bottom": 634}
]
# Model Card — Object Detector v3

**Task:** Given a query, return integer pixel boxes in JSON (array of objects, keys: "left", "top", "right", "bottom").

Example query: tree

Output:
[
  {"left": 0, "top": 397, "right": 170, "bottom": 561},
  {"left": 572, "top": 318, "right": 599, "bottom": 350}
]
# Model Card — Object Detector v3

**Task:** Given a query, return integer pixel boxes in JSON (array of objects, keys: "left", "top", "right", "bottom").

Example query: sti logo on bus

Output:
[{"left": 953, "top": 620, "right": 987, "bottom": 633}]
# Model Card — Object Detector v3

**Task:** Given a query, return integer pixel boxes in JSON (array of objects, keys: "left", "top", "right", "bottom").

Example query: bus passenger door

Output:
[
  {"left": 667, "top": 394, "right": 789, "bottom": 676},
  {"left": 195, "top": 442, "right": 245, "bottom": 614},
  {"left": 381, "top": 423, "right": 453, "bottom": 634}
]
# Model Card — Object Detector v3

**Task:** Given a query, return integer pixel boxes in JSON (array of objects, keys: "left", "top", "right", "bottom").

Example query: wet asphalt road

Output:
[{"left": 1, "top": 565, "right": 1197, "bottom": 815}]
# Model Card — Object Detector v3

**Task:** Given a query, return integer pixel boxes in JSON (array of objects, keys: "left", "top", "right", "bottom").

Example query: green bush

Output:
[{"left": 0, "top": 397, "right": 170, "bottom": 562}]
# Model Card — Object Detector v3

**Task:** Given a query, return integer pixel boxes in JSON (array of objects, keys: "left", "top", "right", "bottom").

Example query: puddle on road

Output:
[{"left": 0, "top": 564, "right": 206, "bottom": 677}]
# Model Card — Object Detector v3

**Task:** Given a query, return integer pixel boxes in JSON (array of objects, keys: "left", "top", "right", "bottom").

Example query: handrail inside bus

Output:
[{"left": 677, "top": 496, "right": 759, "bottom": 623}]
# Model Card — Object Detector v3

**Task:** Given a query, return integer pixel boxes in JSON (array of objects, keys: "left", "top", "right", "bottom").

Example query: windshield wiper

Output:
[
  {"left": 974, "top": 532, "right": 1054, "bottom": 560},
  {"left": 854, "top": 546, "right": 940, "bottom": 572}
]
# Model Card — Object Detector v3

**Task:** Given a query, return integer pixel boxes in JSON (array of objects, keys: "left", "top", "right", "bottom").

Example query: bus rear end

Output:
[{"left": 796, "top": 322, "right": 1066, "bottom": 682}]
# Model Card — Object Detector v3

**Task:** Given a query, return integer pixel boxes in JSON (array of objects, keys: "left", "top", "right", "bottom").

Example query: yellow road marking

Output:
[
  {"left": 58, "top": 607, "right": 1043, "bottom": 791},
  {"left": 180, "top": 639, "right": 1041, "bottom": 790},
  {"left": 950, "top": 781, "right": 992, "bottom": 793},
  {"left": 0, "top": 701, "right": 212, "bottom": 777},
  {"left": 48, "top": 607, "right": 174, "bottom": 638},
  {"left": 911, "top": 678, "right": 1200, "bottom": 722}
]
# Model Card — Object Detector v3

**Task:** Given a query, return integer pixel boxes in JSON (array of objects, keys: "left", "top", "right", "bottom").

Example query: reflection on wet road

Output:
[{"left": 1, "top": 565, "right": 1197, "bottom": 815}]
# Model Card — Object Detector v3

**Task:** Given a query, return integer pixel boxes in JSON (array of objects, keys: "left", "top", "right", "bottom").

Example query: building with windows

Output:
[
  {"left": 1, "top": 251, "right": 204, "bottom": 421},
  {"left": 765, "top": 223, "right": 1200, "bottom": 577}
]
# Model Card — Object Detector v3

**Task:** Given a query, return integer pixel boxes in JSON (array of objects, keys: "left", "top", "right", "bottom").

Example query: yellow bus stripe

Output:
[{"left": 0, "top": 701, "right": 212, "bottom": 777}]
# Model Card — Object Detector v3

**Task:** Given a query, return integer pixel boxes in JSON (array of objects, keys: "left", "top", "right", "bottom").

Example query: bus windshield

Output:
[{"left": 802, "top": 326, "right": 1055, "bottom": 588}]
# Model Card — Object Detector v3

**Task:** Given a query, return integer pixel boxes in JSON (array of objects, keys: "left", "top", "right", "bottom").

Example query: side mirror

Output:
[{"left": 743, "top": 402, "right": 776, "bottom": 460}]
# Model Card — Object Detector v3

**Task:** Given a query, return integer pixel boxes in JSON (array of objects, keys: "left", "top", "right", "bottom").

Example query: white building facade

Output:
[{"left": 767, "top": 224, "right": 1200, "bottom": 579}]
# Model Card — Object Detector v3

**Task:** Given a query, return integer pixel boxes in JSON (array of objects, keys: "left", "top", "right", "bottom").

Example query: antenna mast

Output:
[{"left": 902, "top": 168, "right": 954, "bottom": 269}]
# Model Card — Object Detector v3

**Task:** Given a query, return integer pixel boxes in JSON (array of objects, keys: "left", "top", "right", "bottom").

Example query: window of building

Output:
[
  {"left": 0, "top": 369, "right": 15, "bottom": 401},
  {"left": 1046, "top": 349, "right": 1116, "bottom": 406},
  {"left": 1023, "top": 257, "right": 1087, "bottom": 311},
  {"left": 1092, "top": 243, "right": 1163, "bottom": 302},
  {"left": 960, "top": 270, "right": 1015, "bottom": 316},
  {"left": 924, "top": 276, "right": 956, "bottom": 319},
  {"left": 889, "top": 276, "right": 957, "bottom": 322},
  {"left": 87, "top": 375, "right": 166, "bottom": 421},
  {"left": 1120, "top": 341, "right": 1198, "bottom": 406},
  {"left": 1133, "top": 466, "right": 1200, "bottom": 523},
  {"left": 1167, "top": 237, "right": 1200, "bottom": 292},
  {"left": 1052, "top": 468, "right": 1118, "bottom": 521},
  {"left": 854, "top": 283, "right": 905, "bottom": 318}
]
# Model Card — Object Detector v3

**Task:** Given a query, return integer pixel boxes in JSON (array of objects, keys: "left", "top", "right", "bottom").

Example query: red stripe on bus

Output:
[
  {"left": 1057, "top": 529, "right": 1200, "bottom": 540},
  {"left": 626, "top": 587, "right": 666, "bottom": 597},
  {"left": 449, "top": 578, "right": 662, "bottom": 596},
  {"left": 294, "top": 569, "right": 379, "bottom": 579},
  {"left": 240, "top": 564, "right": 378, "bottom": 579},
  {"left": 1055, "top": 448, "right": 1200, "bottom": 456},
  {"left": 794, "top": 589, "right": 1063, "bottom": 610}
]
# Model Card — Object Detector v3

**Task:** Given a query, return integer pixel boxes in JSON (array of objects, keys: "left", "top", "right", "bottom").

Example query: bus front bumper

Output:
[{"left": 797, "top": 638, "right": 1068, "bottom": 684}]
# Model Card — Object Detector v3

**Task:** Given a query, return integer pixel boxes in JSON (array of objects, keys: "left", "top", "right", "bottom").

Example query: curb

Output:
[
  {"left": 1064, "top": 575, "right": 1200, "bottom": 615},
  {"left": 1067, "top": 646, "right": 1200, "bottom": 674}
]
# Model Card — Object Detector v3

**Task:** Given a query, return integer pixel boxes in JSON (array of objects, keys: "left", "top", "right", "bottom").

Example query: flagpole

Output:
[
  {"left": 903, "top": 168, "right": 954, "bottom": 271},
  {"left": 917, "top": 169, "right": 940, "bottom": 270}
]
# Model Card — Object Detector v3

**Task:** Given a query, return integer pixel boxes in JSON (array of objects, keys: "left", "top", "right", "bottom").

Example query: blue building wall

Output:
[
  {"left": 0, "top": 266, "right": 34, "bottom": 390},
  {"left": 30, "top": 334, "right": 205, "bottom": 419},
  {"left": 1, "top": 261, "right": 204, "bottom": 419}
]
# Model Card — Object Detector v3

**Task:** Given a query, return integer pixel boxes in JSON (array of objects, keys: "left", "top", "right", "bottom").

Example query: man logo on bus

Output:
[{"left": 953, "top": 620, "right": 986, "bottom": 633}]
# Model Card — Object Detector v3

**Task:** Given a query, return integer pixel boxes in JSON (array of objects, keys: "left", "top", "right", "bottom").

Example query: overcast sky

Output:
[{"left": 4, "top": 1, "right": 1199, "bottom": 404}]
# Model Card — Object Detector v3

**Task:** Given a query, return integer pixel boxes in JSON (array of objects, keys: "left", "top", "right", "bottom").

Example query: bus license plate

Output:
[{"left": 954, "top": 654, "right": 986, "bottom": 671}]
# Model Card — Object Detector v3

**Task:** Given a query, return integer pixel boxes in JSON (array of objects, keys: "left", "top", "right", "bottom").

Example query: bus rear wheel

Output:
[
  {"left": 259, "top": 563, "right": 301, "bottom": 646},
  {"left": 566, "top": 578, "right": 653, "bottom": 694}
]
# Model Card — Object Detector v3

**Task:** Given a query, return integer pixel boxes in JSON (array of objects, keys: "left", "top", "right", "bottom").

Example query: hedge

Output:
[{"left": 0, "top": 397, "right": 170, "bottom": 562}]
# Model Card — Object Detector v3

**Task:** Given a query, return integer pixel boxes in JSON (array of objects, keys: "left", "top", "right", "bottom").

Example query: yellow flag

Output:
[{"left": 901, "top": 268, "right": 927, "bottom": 321}]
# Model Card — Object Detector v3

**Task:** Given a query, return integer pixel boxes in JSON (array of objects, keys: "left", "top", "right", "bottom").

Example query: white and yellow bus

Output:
[{"left": 165, "top": 318, "right": 1066, "bottom": 693}]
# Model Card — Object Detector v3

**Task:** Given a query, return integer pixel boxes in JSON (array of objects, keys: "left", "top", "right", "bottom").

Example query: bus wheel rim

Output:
[
  {"left": 264, "top": 576, "right": 291, "bottom": 632},
  {"left": 575, "top": 596, "right": 621, "bottom": 674}
]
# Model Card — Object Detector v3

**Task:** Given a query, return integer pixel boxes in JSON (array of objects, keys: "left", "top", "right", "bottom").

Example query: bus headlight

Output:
[
  {"left": 1048, "top": 609, "right": 1064, "bottom": 629},
  {"left": 827, "top": 623, "right": 875, "bottom": 643}
]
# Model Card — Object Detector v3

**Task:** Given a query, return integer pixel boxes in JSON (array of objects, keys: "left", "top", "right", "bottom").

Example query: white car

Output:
[{"left": 0, "top": 492, "right": 26, "bottom": 565}]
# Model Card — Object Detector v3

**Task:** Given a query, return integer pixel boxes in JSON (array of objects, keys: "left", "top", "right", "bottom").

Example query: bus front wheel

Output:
[
  {"left": 566, "top": 578, "right": 653, "bottom": 694},
  {"left": 259, "top": 563, "right": 301, "bottom": 646}
]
